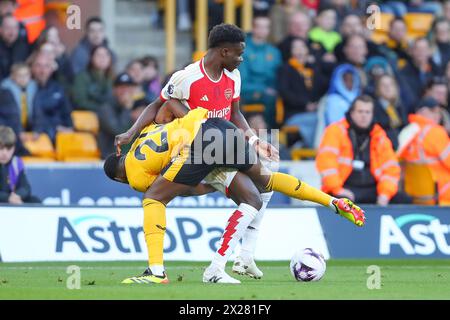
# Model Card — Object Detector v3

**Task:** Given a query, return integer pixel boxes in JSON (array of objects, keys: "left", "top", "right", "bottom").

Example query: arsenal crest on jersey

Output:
[{"left": 224, "top": 88, "right": 232, "bottom": 100}]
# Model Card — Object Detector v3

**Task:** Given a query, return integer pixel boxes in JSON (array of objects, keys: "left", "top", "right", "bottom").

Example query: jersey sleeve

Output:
[
  {"left": 232, "top": 69, "right": 241, "bottom": 102},
  {"left": 160, "top": 69, "right": 191, "bottom": 102}
]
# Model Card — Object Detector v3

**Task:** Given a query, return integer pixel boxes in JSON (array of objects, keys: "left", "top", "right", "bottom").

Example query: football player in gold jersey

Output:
[{"left": 104, "top": 108, "right": 366, "bottom": 284}]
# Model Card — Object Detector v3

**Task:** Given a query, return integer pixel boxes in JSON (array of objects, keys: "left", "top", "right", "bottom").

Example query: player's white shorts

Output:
[
  {"left": 203, "top": 168, "right": 237, "bottom": 195},
  {"left": 203, "top": 159, "right": 277, "bottom": 195}
]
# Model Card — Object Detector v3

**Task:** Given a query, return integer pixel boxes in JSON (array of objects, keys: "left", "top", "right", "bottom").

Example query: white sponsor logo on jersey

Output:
[{"left": 207, "top": 106, "right": 231, "bottom": 118}]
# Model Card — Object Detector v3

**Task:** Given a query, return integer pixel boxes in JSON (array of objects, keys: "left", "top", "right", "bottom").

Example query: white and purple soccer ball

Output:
[{"left": 290, "top": 248, "right": 326, "bottom": 282}]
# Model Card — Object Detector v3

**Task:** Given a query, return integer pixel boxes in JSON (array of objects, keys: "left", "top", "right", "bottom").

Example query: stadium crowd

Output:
[{"left": 0, "top": 0, "right": 450, "bottom": 205}]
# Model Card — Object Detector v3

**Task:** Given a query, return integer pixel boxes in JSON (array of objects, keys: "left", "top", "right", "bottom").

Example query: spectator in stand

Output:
[
  {"left": 253, "top": 0, "right": 277, "bottom": 16},
  {"left": 278, "top": 11, "right": 326, "bottom": 62},
  {"left": 317, "top": 95, "right": 407, "bottom": 205},
  {"left": 425, "top": 76, "right": 449, "bottom": 108},
  {"left": 334, "top": 34, "right": 369, "bottom": 93},
  {"left": 380, "top": 0, "right": 442, "bottom": 17},
  {"left": 126, "top": 59, "right": 146, "bottom": 101},
  {"left": 334, "top": 14, "right": 383, "bottom": 63},
  {"left": 130, "top": 98, "right": 150, "bottom": 124},
  {"left": 308, "top": 6, "right": 342, "bottom": 53},
  {"left": 0, "top": 126, "right": 40, "bottom": 204},
  {"left": 71, "top": 45, "right": 114, "bottom": 112},
  {"left": 373, "top": 74, "right": 407, "bottom": 150},
  {"left": 278, "top": 37, "right": 326, "bottom": 148},
  {"left": 324, "top": 63, "right": 362, "bottom": 125},
  {"left": 445, "top": 61, "right": 450, "bottom": 104},
  {"left": 424, "top": 76, "right": 450, "bottom": 134},
  {"left": 320, "top": 0, "right": 353, "bottom": 27},
  {"left": 97, "top": 73, "right": 136, "bottom": 158},
  {"left": 444, "top": 0, "right": 450, "bottom": 21},
  {"left": 269, "top": 0, "right": 305, "bottom": 44},
  {"left": 35, "top": 26, "right": 74, "bottom": 89},
  {"left": 0, "top": 0, "right": 28, "bottom": 42},
  {"left": 247, "top": 112, "right": 291, "bottom": 160},
  {"left": 380, "top": 18, "right": 410, "bottom": 69},
  {"left": 0, "top": 63, "right": 37, "bottom": 154},
  {"left": 363, "top": 55, "right": 393, "bottom": 96},
  {"left": 239, "top": 15, "right": 282, "bottom": 128},
  {"left": 398, "top": 37, "right": 440, "bottom": 114},
  {"left": 430, "top": 18, "right": 450, "bottom": 75},
  {"left": 0, "top": 14, "right": 31, "bottom": 81},
  {"left": 398, "top": 97, "right": 450, "bottom": 205},
  {"left": 30, "top": 52, "right": 73, "bottom": 143},
  {"left": 70, "top": 17, "right": 117, "bottom": 75},
  {"left": 140, "top": 55, "right": 161, "bottom": 102}
]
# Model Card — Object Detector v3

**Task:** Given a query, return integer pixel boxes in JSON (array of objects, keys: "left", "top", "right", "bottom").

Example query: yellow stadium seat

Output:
[
  {"left": 63, "top": 157, "right": 102, "bottom": 163},
  {"left": 192, "top": 50, "right": 206, "bottom": 62},
  {"left": 403, "top": 162, "right": 438, "bottom": 205},
  {"left": 378, "top": 12, "right": 394, "bottom": 32},
  {"left": 71, "top": 111, "right": 99, "bottom": 134},
  {"left": 56, "top": 132, "right": 100, "bottom": 161},
  {"left": 22, "top": 157, "right": 56, "bottom": 164},
  {"left": 371, "top": 30, "right": 390, "bottom": 44},
  {"left": 404, "top": 13, "right": 434, "bottom": 39},
  {"left": 213, "top": 0, "right": 243, "bottom": 6},
  {"left": 242, "top": 104, "right": 265, "bottom": 113},
  {"left": 370, "top": 13, "right": 394, "bottom": 44},
  {"left": 275, "top": 98, "right": 284, "bottom": 126},
  {"left": 291, "top": 148, "right": 317, "bottom": 161},
  {"left": 21, "top": 132, "right": 55, "bottom": 159}
]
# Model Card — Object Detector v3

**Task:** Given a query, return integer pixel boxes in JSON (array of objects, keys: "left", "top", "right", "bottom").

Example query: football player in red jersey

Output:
[{"left": 115, "top": 24, "right": 283, "bottom": 283}]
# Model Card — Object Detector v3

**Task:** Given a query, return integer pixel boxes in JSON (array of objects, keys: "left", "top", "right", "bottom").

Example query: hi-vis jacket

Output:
[
  {"left": 398, "top": 114, "right": 450, "bottom": 204},
  {"left": 316, "top": 119, "right": 400, "bottom": 199}
]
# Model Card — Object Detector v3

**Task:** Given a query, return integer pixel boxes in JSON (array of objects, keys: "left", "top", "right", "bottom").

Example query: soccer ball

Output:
[{"left": 290, "top": 248, "right": 326, "bottom": 282}]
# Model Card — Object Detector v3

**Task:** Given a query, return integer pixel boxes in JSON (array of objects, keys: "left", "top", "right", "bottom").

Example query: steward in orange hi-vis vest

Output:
[
  {"left": 398, "top": 114, "right": 450, "bottom": 205},
  {"left": 14, "top": 0, "right": 45, "bottom": 43},
  {"left": 316, "top": 118, "right": 401, "bottom": 201}
]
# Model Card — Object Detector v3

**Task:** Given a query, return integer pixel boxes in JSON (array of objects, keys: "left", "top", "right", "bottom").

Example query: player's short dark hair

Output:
[
  {"left": 208, "top": 23, "right": 245, "bottom": 49},
  {"left": 103, "top": 153, "right": 122, "bottom": 181}
]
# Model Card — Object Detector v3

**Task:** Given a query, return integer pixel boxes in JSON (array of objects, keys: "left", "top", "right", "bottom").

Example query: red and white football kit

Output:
[{"left": 160, "top": 58, "right": 242, "bottom": 192}]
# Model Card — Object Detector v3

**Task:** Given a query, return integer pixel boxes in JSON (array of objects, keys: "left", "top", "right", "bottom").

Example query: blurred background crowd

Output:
[{"left": 1, "top": 0, "right": 450, "bottom": 206}]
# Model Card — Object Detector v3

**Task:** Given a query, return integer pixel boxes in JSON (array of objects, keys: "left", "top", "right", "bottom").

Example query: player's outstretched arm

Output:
[
  {"left": 230, "top": 101, "right": 279, "bottom": 161},
  {"left": 115, "top": 97, "right": 165, "bottom": 148}
]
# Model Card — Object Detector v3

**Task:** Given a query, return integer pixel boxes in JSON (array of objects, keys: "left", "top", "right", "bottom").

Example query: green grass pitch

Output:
[{"left": 0, "top": 260, "right": 449, "bottom": 300}]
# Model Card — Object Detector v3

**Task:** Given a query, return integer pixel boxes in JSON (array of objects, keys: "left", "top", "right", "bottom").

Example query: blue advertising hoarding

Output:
[
  {"left": 26, "top": 166, "right": 290, "bottom": 207},
  {"left": 318, "top": 206, "right": 450, "bottom": 258}
]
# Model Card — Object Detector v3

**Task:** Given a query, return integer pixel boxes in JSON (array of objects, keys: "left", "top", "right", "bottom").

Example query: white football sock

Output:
[
  {"left": 149, "top": 264, "right": 165, "bottom": 276},
  {"left": 210, "top": 203, "right": 258, "bottom": 270},
  {"left": 239, "top": 192, "right": 273, "bottom": 262}
]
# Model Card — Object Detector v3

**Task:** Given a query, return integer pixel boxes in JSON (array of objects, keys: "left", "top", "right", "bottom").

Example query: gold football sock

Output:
[
  {"left": 265, "top": 172, "right": 333, "bottom": 207},
  {"left": 143, "top": 198, "right": 166, "bottom": 267}
]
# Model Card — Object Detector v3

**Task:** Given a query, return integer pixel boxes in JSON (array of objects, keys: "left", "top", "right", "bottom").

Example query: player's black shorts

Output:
[{"left": 161, "top": 118, "right": 257, "bottom": 186}]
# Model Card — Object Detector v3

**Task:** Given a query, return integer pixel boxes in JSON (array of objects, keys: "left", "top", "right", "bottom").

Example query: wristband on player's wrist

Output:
[{"left": 248, "top": 135, "right": 260, "bottom": 146}]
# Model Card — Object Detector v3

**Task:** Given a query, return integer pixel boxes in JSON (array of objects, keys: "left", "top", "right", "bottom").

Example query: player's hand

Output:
[
  {"left": 115, "top": 131, "right": 135, "bottom": 151},
  {"left": 255, "top": 139, "right": 280, "bottom": 162}
]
